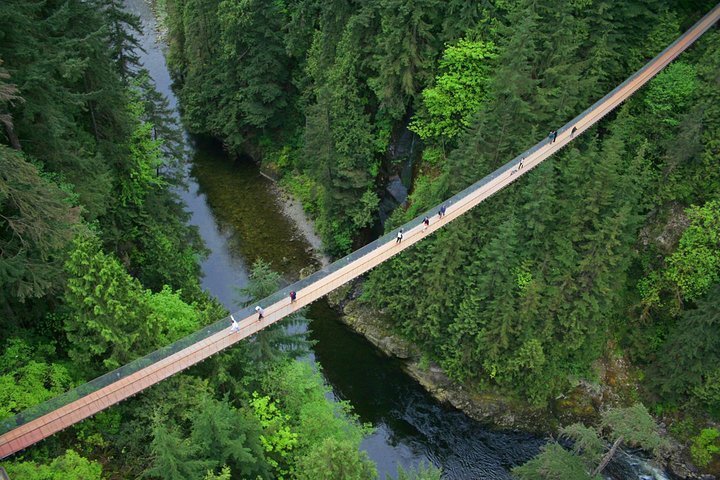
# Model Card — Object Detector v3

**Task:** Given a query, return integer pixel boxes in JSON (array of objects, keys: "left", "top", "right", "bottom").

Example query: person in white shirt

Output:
[{"left": 230, "top": 315, "right": 240, "bottom": 333}]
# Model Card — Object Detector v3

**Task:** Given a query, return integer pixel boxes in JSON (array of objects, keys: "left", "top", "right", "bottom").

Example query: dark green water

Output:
[{"left": 189, "top": 138, "right": 318, "bottom": 280}]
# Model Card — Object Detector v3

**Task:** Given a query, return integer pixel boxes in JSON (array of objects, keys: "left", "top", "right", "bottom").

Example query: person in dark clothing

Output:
[
  {"left": 549, "top": 130, "right": 558, "bottom": 143},
  {"left": 289, "top": 291, "right": 297, "bottom": 303},
  {"left": 518, "top": 157, "right": 525, "bottom": 170},
  {"left": 422, "top": 216, "right": 430, "bottom": 231},
  {"left": 571, "top": 126, "right": 577, "bottom": 137},
  {"left": 439, "top": 205, "right": 447, "bottom": 218}
]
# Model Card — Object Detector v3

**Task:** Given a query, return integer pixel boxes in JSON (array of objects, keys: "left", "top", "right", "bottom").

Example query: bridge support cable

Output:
[{"left": 1, "top": 2, "right": 719, "bottom": 460}]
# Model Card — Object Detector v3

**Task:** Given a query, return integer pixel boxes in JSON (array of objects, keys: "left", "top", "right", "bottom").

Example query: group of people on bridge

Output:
[
  {"left": 395, "top": 204, "right": 447, "bottom": 245},
  {"left": 232, "top": 120, "right": 581, "bottom": 333},
  {"left": 233, "top": 202, "right": 452, "bottom": 333},
  {"left": 229, "top": 290, "right": 298, "bottom": 332}
]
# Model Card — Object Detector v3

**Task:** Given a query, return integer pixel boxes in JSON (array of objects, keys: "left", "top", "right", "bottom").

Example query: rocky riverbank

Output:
[
  {"left": 326, "top": 282, "right": 556, "bottom": 433},
  {"left": 326, "top": 281, "right": 715, "bottom": 480}
]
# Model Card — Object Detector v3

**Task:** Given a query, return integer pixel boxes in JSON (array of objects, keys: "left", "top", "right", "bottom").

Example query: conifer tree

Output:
[
  {"left": 190, "top": 398, "right": 270, "bottom": 478},
  {"left": 146, "top": 416, "right": 214, "bottom": 480},
  {"left": 63, "top": 235, "right": 161, "bottom": 372},
  {"left": 0, "top": 147, "right": 77, "bottom": 309},
  {"left": 0, "top": 58, "right": 23, "bottom": 150},
  {"left": 369, "top": 0, "right": 440, "bottom": 120},
  {"left": 95, "top": 0, "right": 144, "bottom": 79}
]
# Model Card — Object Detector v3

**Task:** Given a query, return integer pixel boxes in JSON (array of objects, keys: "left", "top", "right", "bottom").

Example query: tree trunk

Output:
[
  {"left": 4, "top": 122, "right": 21, "bottom": 150},
  {"left": 593, "top": 435, "right": 624, "bottom": 477}
]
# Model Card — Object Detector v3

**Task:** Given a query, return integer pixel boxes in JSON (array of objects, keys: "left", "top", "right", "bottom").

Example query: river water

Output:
[{"left": 123, "top": 2, "right": 667, "bottom": 479}]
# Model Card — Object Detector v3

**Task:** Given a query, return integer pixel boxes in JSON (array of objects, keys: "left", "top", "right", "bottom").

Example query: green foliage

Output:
[
  {"left": 410, "top": 39, "right": 496, "bottom": 139},
  {"left": 64, "top": 234, "right": 204, "bottom": 372},
  {"left": 146, "top": 416, "right": 214, "bottom": 480},
  {"left": 652, "top": 285, "right": 720, "bottom": 407},
  {"left": 512, "top": 443, "right": 599, "bottom": 480},
  {"left": 396, "top": 461, "right": 442, "bottom": 480},
  {"left": 147, "top": 286, "right": 202, "bottom": 343},
  {"left": 643, "top": 62, "right": 697, "bottom": 128},
  {"left": 250, "top": 392, "right": 298, "bottom": 478},
  {"left": 203, "top": 465, "right": 232, "bottom": 480},
  {"left": 3, "top": 450, "right": 103, "bottom": 480},
  {"left": 295, "top": 437, "right": 377, "bottom": 480},
  {"left": 262, "top": 362, "right": 370, "bottom": 451},
  {"left": 601, "top": 404, "right": 665, "bottom": 455},
  {"left": 120, "top": 100, "right": 166, "bottom": 207},
  {"left": 559, "top": 424, "right": 604, "bottom": 465},
  {"left": 515, "top": 404, "right": 666, "bottom": 479},
  {"left": 64, "top": 234, "right": 160, "bottom": 371},
  {"left": 280, "top": 173, "right": 321, "bottom": 217},
  {"left": 690, "top": 428, "right": 720, "bottom": 468},
  {"left": 259, "top": 361, "right": 373, "bottom": 476},
  {"left": 0, "top": 147, "right": 77, "bottom": 305},
  {"left": 190, "top": 398, "right": 269, "bottom": 478},
  {"left": 664, "top": 201, "right": 720, "bottom": 300},
  {"left": 0, "top": 339, "right": 73, "bottom": 420},
  {"left": 692, "top": 368, "right": 720, "bottom": 418}
]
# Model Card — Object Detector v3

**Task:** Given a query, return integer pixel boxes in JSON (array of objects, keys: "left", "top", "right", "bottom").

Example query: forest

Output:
[
  {"left": 157, "top": 0, "right": 720, "bottom": 477},
  {"left": 0, "top": 0, "right": 408, "bottom": 478},
  {"left": 1, "top": 0, "right": 719, "bottom": 478}
]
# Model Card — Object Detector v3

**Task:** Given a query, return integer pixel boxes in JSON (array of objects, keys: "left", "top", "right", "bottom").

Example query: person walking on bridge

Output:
[
  {"left": 230, "top": 315, "right": 240, "bottom": 333},
  {"left": 438, "top": 204, "right": 447, "bottom": 219},
  {"left": 255, "top": 306, "right": 265, "bottom": 321},
  {"left": 396, "top": 228, "right": 404, "bottom": 244},
  {"left": 422, "top": 216, "right": 430, "bottom": 231},
  {"left": 549, "top": 130, "right": 557, "bottom": 143},
  {"left": 289, "top": 290, "right": 297, "bottom": 303}
]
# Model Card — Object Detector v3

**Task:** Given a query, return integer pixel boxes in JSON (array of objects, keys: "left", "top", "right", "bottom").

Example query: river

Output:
[{"left": 124, "top": 1, "right": 666, "bottom": 479}]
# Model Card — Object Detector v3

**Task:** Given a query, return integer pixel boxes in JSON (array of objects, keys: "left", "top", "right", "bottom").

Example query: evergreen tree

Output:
[
  {"left": 217, "top": 0, "right": 291, "bottom": 131},
  {"left": 0, "top": 57, "right": 23, "bottom": 150},
  {"left": 96, "top": 0, "right": 144, "bottom": 79},
  {"left": 63, "top": 235, "right": 160, "bottom": 372},
  {"left": 295, "top": 437, "right": 377, "bottom": 480},
  {"left": 190, "top": 398, "right": 270, "bottom": 478},
  {"left": 4, "top": 449, "right": 103, "bottom": 480},
  {"left": 0, "top": 147, "right": 77, "bottom": 310},
  {"left": 368, "top": 0, "right": 441, "bottom": 120},
  {"left": 653, "top": 285, "right": 720, "bottom": 406},
  {"left": 146, "top": 416, "right": 214, "bottom": 480}
]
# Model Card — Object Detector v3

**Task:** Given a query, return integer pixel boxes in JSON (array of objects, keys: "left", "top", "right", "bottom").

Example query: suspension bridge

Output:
[{"left": 1, "top": 2, "right": 719, "bottom": 460}]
